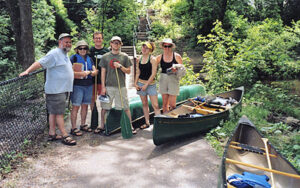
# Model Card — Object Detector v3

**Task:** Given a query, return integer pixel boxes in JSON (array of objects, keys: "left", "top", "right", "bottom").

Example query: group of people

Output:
[{"left": 19, "top": 32, "right": 184, "bottom": 146}]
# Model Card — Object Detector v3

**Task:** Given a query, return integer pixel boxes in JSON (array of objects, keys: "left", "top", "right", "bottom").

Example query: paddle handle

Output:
[
  {"left": 262, "top": 138, "right": 275, "bottom": 188},
  {"left": 226, "top": 158, "right": 300, "bottom": 179},
  {"left": 115, "top": 66, "right": 124, "bottom": 108},
  {"left": 95, "top": 57, "right": 98, "bottom": 100}
]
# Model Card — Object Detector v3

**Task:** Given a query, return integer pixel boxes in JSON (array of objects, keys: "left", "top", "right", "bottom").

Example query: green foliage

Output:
[
  {"left": 148, "top": 0, "right": 184, "bottom": 40},
  {"left": 49, "top": 0, "right": 78, "bottom": 36},
  {"left": 32, "top": 0, "right": 56, "bottom": 58},
  {"left": 0, "top": 11, "right": 17, "bottom": 81},
  {"left": 179, "top": 52, "right": 201, "bottom": 86},
  {"left": 198, "top": 16, "right": 300, "bottom": 92},
  {"left": 81, "top": 0, "right": 138, "bottom": 46},
  {"left": 246, "top": 82, "right": 300, "bottom": 118}
]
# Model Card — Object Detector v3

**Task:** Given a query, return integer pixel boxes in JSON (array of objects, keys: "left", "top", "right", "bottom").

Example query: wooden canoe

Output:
[
  {"left": 218, "top": 116, "right": 300, "bottom": 188},
  {"left": 153, "top": 86, "right": 244, "bottom": 146}
]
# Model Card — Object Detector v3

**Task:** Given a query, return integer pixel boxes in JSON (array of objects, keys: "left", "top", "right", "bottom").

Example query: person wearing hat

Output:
[
  {"left": 134, "top": 42, "right": 160, "bottom": 129},
  {"left": 99, "top": 36, "right": 137, "bottom": 134},
  {"left": 156, "top": 38, "right": 183, "bottom": 113},
  {"left": 19, "top": 33, "right": 77, "bottom": 146},
  {"left": 69, "top": 40, "right": 98, "bottom": 136}
]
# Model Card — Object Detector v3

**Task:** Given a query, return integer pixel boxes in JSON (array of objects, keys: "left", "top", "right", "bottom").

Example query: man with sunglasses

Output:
[
  {"left": 99, "top": 36, "right": 137, "bottom": 134},
  {"left": 19, "top": 33, "right": 76, "bottom": 146},
  {"left": 156, "top": 38, "right": 183, "bottom": 113}
]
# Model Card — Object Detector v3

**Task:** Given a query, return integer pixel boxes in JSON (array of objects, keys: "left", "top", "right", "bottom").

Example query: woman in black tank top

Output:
[
  {"left": 156, "top": 38, "right": 183, "bottom": 113},
  {"left": 134, "top": 42, "right": 161, "bottom": 129}
]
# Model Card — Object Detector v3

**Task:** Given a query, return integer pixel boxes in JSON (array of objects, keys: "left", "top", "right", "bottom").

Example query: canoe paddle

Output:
[
  {"left": 262, "top": 138, "right": 276, "bottom": 188},
  {"left": 115, "top": 65, "right": 132, "bottom": 139},
  {"left": 91, "top": 57, "right": 99, "bottom": 130}
]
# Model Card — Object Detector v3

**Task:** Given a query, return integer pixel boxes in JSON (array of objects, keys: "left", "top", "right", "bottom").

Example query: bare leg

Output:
[
  {"left": 48, "top": 114, "right": 56, "bottom": 135},
  {"left": 55, "top": 114, "right": 68, "bottom": 137},
  {"left": 140, "top": 95, "right": 150, "bottom": 125},
  {"left": 100, "top": 108, "right": 106, "bottom": 129},
  {"left": 169, "top": 95, "right": 177, "bottom": 111},
  {"left": 71, "top": 105, "right": 80, "bottom": 130},
  {"left": 149, "top": 95, "right": 161, "bottom": 115},
  {"left": 162, "top": 94, "right": 170, "bottom": 113},
  {"left": 80, "top": 104, "right": 88, "bottom": 125}
]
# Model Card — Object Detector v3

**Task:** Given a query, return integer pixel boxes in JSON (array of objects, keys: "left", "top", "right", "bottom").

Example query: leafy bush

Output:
[
  {"left": 198, "top": 16, "right": 300, "bottom": 92},
  {"left": 180, "top": 53, "right": 201, "bottom": 86},
  {"left": 246, "top": 82, "right": 300, "bottom": 118},
  {"left": 32, "top": 0, "right": 56, "bottom": 58}
]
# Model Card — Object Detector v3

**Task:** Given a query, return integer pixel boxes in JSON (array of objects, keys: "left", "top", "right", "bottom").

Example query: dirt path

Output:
[
  {"left": 1, "top": 114, "right": 220, "bottom": 188},
  {"left": 1, "top": 95, "right": 220, "bottom": 188}
]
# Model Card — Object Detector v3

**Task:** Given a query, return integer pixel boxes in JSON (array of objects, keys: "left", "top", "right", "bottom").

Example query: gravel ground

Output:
[{"left": 0, "top": 109, "right": 221, "bottom": 188}]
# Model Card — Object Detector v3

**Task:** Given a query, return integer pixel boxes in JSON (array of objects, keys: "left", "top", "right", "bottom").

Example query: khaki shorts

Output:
[
  {"left": 159, "top": 73, "right": 180, "bottom": 96},
  {"left": 101, "top": 87, "right": 129, "bottom": 110}
]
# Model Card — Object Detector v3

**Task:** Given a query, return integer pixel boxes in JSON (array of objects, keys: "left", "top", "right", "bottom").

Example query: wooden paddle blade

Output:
[
  {"left": 120, "top": 110, "right": 132, "bottom": 139},
  {"left": 91, "top": 102, "right": 98, "bottom": 130}
]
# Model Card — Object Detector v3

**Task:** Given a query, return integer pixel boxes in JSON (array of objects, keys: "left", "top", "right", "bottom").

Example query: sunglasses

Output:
[
  {"left": 112, "top": 41, "right": 121, "bottom": 45},
  {"left": 163, "top": 45, "right": 172, "bottom": 48},
  {"left": 78, "top": 47, "right": 88, "bottom": 50}
]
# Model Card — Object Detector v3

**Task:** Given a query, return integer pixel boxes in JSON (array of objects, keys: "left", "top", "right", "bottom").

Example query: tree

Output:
[{"left": 4, "top": 0, "right": 35, "bottom": 69}]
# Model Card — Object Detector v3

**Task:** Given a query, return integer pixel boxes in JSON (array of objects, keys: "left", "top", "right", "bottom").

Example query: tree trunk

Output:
[{"left": 4, "top": 0, "right": 35, "bottom": 69}]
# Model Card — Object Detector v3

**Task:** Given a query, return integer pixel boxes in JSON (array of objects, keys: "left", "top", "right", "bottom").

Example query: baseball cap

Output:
[
  {"left": 58, "top": 33, "right": 73, "bottom": 40},
  {"left": 110, "top": 36, "right": 123, "bottom": 45}
]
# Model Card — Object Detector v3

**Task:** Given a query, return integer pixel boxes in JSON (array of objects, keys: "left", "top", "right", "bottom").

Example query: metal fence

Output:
[{"left": 0, "top": 70, "right": 47, "bottom": 169}]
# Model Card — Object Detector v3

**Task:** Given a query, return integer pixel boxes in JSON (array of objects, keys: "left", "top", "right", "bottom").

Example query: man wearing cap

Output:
[
  {"left": 19, "top": 33, "right": 77, "bottom": 146},
  {"left": 99, "top": 36, "right": 137, "bottom": 134}
]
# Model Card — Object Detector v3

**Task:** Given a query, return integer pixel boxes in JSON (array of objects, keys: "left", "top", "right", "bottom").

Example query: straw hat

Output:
[{"left": 159, "top": 38, "right": 176, "bottom": 48}]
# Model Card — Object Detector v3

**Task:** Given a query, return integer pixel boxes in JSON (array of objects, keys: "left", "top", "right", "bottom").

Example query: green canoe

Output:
[
  {"left": 105, "top": 84, "right": 206, "bottom": 135},
  {"left": 218, "top": 116, "right": 300, "bottom": 188},
  {"left": 153, "top": 86, "right": 244, "bottom": 146}
]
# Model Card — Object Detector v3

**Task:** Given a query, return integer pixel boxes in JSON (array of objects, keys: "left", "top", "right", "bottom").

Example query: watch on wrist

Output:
[{"left": 89, "top": 71, "right": 92, "bottom": 75}]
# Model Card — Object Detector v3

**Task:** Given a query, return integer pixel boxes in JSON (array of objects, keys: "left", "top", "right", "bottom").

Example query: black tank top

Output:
[
  {"left": 160, "top": 53, "right": 178, "bottom": 73},
  {"left": 139, "top": 56, "right": 152, "bottom": 80}
]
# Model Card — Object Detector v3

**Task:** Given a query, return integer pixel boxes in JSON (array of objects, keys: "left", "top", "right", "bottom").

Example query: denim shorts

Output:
[
  {"left": 71, "top": 85, "right": 93, "bottom": 106},
  {"left": 137, "top": 82, "right": 158, "bottom": 96}
]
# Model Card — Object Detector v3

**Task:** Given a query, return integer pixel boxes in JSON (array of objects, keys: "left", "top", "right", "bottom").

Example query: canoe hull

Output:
[
  {"left": 105, "top": 84, "right": 206, "bottom": 135},
  {"left": 153, "top": 87, "right": 244, "bottom": 146},
  {"left": 218, "top": 116, "right": 300, "bottom": 188}
]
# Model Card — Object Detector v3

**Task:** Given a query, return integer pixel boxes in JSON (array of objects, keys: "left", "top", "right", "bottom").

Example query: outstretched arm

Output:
[{"left": 19, "top": 62, "right": 42, "bottom": 77}]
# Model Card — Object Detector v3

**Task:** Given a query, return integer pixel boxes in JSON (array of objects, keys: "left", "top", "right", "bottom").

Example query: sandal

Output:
[
  {"left": 132, "top": 128, "right": 137, "bottom": 135},
  {"left": 70, "top": 128, "right": 83, "bottom": 136},
  {"left": 62, "top": 135, "right": 76, "bottom": 146},
  {"left": 140, "top": 123, "right": 150, "bottom": 130},
  {"left": 80, "top": 124, "right": 92, "bottom": 132},
  {"left": 48, "top": 134, "right": 62, "bottom": 141},
  {"left": 94, "top": 127, "right": 105, "bottom": 134}
]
